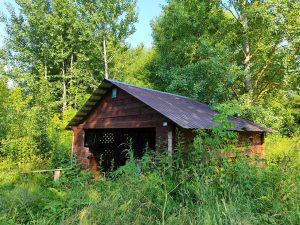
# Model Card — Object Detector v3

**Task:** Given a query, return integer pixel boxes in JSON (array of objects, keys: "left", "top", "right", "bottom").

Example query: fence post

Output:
[{"left": 54, "top": 170, "right": 61, "bottom": 182}]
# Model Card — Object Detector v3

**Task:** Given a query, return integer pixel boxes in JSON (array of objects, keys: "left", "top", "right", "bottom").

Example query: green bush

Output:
[{"left": 0, "top": 137, "right": 39, "bottom": 164}]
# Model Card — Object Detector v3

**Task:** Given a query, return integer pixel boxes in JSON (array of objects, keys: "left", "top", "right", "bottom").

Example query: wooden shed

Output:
[{"left": 67, "top": 79, "right": 271, "bottom": 170}]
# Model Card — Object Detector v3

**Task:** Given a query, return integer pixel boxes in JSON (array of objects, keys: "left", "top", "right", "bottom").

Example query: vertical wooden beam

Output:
[
  {"left": 168, "top": 130, "right": 173, "bottom": 156},
  {"left": 71, "top": 130, "right": 75, "bottom": 164}
]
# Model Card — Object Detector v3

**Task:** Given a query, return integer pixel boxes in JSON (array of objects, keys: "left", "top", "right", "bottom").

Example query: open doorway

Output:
[{"left": 84, "top": 128, "right": 156, "bottom": 171}]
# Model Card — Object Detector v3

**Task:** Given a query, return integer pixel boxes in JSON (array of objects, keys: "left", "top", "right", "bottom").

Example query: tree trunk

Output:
[
  {"left": 103, "top": 35, "right": 108, "bottom": 79},
  {"left": 243, "top": 42, "right": 252, "bottom": 92},
  {"left": 62, "top": 49, "right": 67, "bottom": 112},
  {"left": 62, "top": 66, "right": 67, "bottom": 112},
  {"left": 44, "top": 56, "right": 47, "bottom": 80},
  {"left": 239, "top": 1, "right": 252, "bottom": 96},
  {"left": 71, "top": 53, "right": 78, "bottom": 108},
  {"left": 70, "top": 53, "right": 73, "bottom": 72}
]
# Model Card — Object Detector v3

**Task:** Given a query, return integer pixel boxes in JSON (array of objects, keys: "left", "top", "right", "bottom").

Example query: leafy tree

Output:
[
  {"left": 77, "top": 0, "right": 137, "bottom": 79},
  {"left": 112, "top": 45, "right": 155, "bottom": 86},
  {"left": 152, "top": 0, "right": 300, "bottom": 101},
  {"left": 1, "top": 0, "right": 138, "bottom": 112},
  {"left": 151, "top": 0, "right": 300, "bottom": 133},
  {"left": 0, "top": 77, "right": 9, "bottom": 140},
  {"left": 151, "top": 0, "right": 243, "bottom": 103},
  {"left": 221, "top": 0, "right": 300, "bottom": 101}
]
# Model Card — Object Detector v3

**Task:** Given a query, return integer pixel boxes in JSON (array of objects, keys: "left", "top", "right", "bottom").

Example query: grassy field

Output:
[{"left": 0, "top": 135, "right": 299, "bottom": 225}]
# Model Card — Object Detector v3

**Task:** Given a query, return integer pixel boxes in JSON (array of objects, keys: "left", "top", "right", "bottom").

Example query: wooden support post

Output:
[
  {"left": 168, "top": 130, "right": 173, "bottom": 155},
  {"left": 54, "top": 170, "right": 61, "bottom": 182}
]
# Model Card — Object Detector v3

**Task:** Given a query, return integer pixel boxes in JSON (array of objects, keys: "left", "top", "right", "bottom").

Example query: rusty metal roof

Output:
[{"left": 67, "top": 79, "right": 272, "bottom": 132}]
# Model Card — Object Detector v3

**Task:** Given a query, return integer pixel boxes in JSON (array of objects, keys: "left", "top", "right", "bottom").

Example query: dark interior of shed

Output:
[{"left": 84, "top": 128, "right": 156, "bottom": 171}]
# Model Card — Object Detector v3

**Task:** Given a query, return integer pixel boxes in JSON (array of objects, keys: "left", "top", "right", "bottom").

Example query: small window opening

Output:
[{"left": 112, "top": 88, "right": 117, "bottom": 98}]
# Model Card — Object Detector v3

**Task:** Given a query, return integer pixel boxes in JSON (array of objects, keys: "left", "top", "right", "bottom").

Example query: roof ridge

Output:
[{"left": 106, "top": 78, "right": 193, "bottom": 100}]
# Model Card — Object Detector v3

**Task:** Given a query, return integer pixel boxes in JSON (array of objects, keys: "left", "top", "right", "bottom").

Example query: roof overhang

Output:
[{"left": 66, "top": 79, "right": 113, "bottom": 129}]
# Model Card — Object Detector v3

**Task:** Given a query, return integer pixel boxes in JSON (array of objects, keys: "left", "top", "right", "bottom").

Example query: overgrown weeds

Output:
[{"left": 0, "top": 130, "right": 299, "bottom": 224}]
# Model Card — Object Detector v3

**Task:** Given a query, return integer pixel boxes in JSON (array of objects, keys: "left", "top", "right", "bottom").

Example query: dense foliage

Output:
[
  {"left": 1, "top": 0, "right": 138, "bottom": 112},
  {"left": 150, "top": 0, "right": 300, "bottom": 135}
]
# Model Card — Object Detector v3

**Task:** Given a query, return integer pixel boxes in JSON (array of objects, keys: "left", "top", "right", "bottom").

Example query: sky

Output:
[
  {"left": 0, "top": 0, "right": 166, "bottom": 48},
  {"left": 128, "top": 0, "right": 166, "bottom": 47}
]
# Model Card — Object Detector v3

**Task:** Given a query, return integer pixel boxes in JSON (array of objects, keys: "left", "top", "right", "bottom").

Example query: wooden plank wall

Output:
[
  {"left": 72, "top": 86, "right": 171, "bottom": 168},
  {"left": 72, "top": 125, "right": 91, "bottom": 168},
  {"left": 238, "top": 131, "right": 265, "bottom": 158},
  {"left": 83, "top": 88, "right": 167, "bottom": 129}
]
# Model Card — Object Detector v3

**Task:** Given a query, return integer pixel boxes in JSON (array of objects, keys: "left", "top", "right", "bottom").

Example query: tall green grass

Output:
[
  {"left": 266, "top": 135, "right": 300, "bottom": 164},
  {"left": 0, "top": 135, "right": 299, "bottom": 225}
]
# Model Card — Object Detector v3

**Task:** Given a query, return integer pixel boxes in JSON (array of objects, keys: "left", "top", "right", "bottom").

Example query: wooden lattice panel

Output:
[{"left": 100, "top": 132, "right": 114, "bottom": 144}]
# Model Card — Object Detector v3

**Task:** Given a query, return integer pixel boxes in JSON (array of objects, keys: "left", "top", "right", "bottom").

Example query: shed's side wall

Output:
[
  {"left": 72, "top": 125, "right": 91, "bottom": 169},
  {"left": 72, "top": 87, "right": 171, "bottom": 168},
  {"left": 238, "top": 131, "right": 265, "bottom": 158},
  {"left": 177, "top": 128, "right": 265, "bottom": 159}
]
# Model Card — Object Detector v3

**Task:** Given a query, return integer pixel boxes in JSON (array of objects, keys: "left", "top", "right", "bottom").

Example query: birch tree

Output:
[
  {"left": 77, "top": 0, "right": 137, "bottom": 79},
  {"left": 221, "top": 0, "right": 300, "bottom": 101},
  {"left": 152, "top": 0, "right": 300, "bottom": 102},
  {"left": 151, "top": 0, "right": 300, "bottom": 133},
  {"left": 1, "top": 0, "right": 137, "bottom": 112}
]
